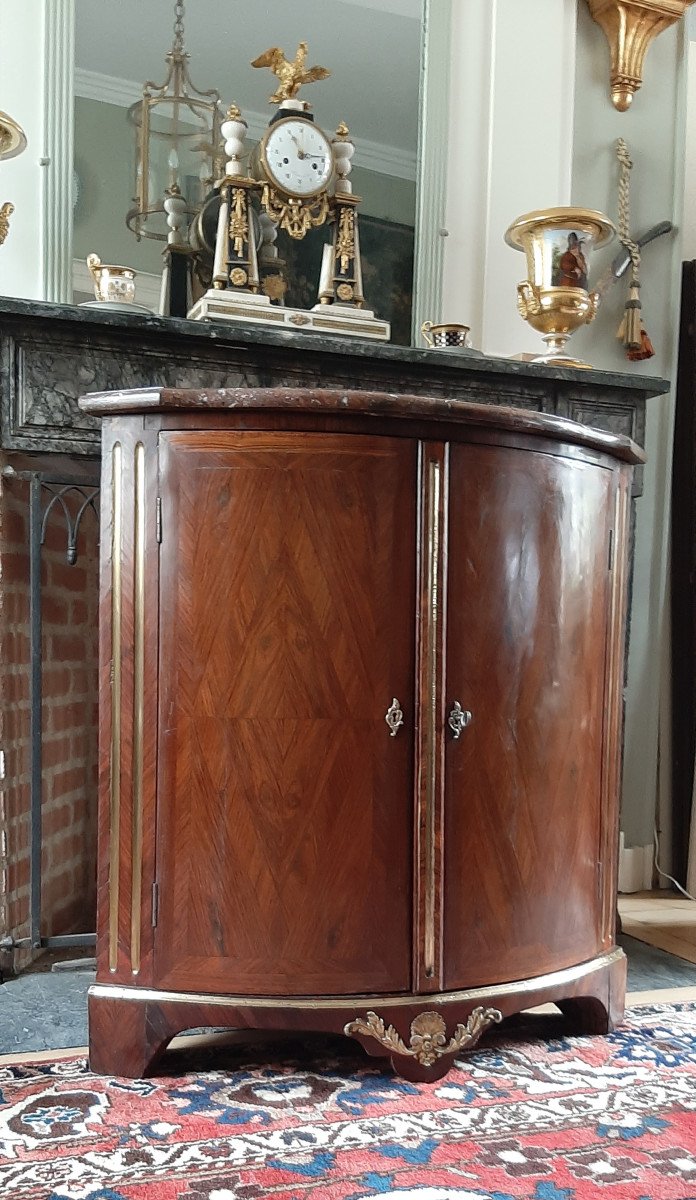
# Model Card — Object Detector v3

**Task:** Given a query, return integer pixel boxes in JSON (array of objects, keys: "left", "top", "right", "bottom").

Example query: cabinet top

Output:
[{"left": 79, "top": 385, "right": 646, "bottom": 465}]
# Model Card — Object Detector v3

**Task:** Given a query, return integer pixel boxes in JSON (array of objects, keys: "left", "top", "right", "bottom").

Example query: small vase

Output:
[{"left": 504, "top": 207, "right": 615, "bottom": 368}]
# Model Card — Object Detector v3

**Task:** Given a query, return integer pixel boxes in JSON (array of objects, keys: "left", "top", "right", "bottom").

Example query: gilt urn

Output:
[{"left": 505, "top": 206, "right": 615, "bottom": 367}]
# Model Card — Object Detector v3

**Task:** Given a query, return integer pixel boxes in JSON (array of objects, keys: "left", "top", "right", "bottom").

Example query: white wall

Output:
[
  {"left": 441, "top": 0, "right": 577, "bottom": 354},
  {"left": 439, "top": 0, "right": 688, "bottom": 862},
  {"left": 0, "top": 1, "right": 47, "bottom": 299},
  {"left": 682, "top": 40, "right": 696, "bottom": 261},
  {"left": 571, "top": 5, "right": 687, "bottom": 853},
  {"left": 0, "top": 0, "right": 74, "bottom": 302}
]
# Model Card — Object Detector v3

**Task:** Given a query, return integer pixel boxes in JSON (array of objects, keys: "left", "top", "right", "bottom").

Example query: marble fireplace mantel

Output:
[{"left": 0, "top": 298, "right": 668, "bottom": 491}]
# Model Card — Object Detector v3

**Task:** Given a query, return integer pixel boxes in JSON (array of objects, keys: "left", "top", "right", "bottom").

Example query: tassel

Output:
[
  {"left": 617, "top": 281, "right": 643, "bottom": 350},
  {"left": 615, "top": 140, "right": 657, "bottom": 362},
  {"left": 626, "top": 326, "right": 655, "bottom": 361}
]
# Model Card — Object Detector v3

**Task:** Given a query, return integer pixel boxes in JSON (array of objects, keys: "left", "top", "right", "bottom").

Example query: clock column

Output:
[
  {"left": 318, "top": 123, "right": 365, "bottom": 309},
  {"left": 211, "top": 105, "right": 260, "bottom": 296}
]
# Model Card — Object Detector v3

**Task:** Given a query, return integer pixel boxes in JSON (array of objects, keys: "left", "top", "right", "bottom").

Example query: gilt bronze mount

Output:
[
  {"left": 0, "top": 110, "right": 27, "bottom": 247},
  {"left": 344, "top": 1007, "right": 503, "bottom": 1068}
]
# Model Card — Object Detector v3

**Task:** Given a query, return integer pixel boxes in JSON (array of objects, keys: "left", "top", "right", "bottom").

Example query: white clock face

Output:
[{"left": 262, "top": 118, "right": 333, "bottom": 198}]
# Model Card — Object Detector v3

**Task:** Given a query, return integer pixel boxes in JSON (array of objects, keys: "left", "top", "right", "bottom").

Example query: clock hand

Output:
[{"left": 288, "top": 132, "right": 307, "bottom": 159}]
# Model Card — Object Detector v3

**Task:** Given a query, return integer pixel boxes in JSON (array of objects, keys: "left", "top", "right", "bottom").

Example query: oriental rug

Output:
[{"left": 2, "top": 1002, "right": 696, "bottom": 1200}]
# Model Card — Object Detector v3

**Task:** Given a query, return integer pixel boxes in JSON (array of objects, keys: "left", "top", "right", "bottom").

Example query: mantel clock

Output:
[{"left": 188, "top": 42, "right": 390, "bottom": 340}]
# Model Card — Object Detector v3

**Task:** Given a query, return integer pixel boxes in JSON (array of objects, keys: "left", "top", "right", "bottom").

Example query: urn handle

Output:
[
  {"left": 448, "top": 701, "right": 472, "bottom": 740},
  {"left": 385, "top": 697, "right": 404, "bottom": 736},
  {"left": 516, "top": 280, "right": 541, "bottom": 319},
  {"left": 86, "top": 252, "right": 102, "bottom": 283},
  {"left": 586, "top": 290, "right": 601, "bottom": 323}
]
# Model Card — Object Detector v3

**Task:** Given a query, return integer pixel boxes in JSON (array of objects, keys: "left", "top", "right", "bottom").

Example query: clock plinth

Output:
[{"left": 187, "top": 288, "right": 390, "bottom": 340}]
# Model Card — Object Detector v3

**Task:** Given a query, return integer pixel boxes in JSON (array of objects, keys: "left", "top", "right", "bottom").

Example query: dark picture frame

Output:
[{"left": 281, "top": 213, "right": 415, "bottom": 345}]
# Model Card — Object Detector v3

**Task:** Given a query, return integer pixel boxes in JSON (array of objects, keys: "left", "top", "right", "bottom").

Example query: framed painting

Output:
[{"left": 281, "top": 214, "right": 415, "bottom": 346}]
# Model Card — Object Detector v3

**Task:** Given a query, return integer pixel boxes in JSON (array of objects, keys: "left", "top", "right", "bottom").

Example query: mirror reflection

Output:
[{"left": 73, "top": 0, "right": 423, "bottom": 343}]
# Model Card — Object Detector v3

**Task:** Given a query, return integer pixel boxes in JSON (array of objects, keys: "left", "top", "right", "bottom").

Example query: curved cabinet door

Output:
[
  {"left": 443, "top": 441, "right": 614, "bottom": 988},
  {"left": 154, "top": 431, "right": 416, "bottom": 996}
]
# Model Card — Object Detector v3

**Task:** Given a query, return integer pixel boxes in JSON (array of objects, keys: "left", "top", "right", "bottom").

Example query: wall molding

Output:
[
  {"left": 410, "top": 0, "right": 451, "bottom": 338},
  {"left": 43, "top": 0, "right": 74, "bottom": 303},
  {"left": 74, "top": 67, "right": 140, "bottom": 109},
  {"left": 74, "top": 67, "right": 417, "bottom": 182}
]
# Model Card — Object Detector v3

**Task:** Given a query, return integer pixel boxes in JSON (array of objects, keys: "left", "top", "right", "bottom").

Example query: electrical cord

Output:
[{"left": 653, "top": 825, "right": 696, "bottom": 902}]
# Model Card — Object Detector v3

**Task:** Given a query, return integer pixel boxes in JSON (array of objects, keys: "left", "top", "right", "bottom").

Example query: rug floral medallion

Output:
[{"left": 2, "top": 1003, "right": 696, "bottom": 1200}]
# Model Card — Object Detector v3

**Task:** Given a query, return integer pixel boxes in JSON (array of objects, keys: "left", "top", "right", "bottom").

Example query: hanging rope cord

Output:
[
  {"left": 615, "top": 136, "right": 654, "bottom": 357},
  {"left": 616, "top": 138, "right": 641, "bottom": 285}
]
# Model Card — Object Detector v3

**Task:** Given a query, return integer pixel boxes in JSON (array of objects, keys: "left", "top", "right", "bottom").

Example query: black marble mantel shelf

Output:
[{"left": 0, "top": 298, "right": 669, "bottom": 487}]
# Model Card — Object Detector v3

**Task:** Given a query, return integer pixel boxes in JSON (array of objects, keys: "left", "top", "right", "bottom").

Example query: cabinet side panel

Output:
[
  {"left": 95, "top": 424, "right": 118, "bottom": 978},
  {"left": 95, "top": 420, "right": 159, "bottom": 983},
  {"left": 600, "top": 468, "right": 631, "bottom": 945},
  {"left": 444, "top": 443, "right": 613, "bottom": 988},
  {"left": 154, "top": 431, "right": 416, "bottom": 996}
]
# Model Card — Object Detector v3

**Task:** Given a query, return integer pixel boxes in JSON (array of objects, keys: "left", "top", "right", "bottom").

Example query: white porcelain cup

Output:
[{"left": 422, "top": 321, "right": 471, "bottom": 348}]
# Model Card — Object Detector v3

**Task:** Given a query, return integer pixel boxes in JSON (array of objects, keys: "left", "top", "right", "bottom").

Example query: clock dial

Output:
[{"left": 262, "top": 118, "right": 333, "bottom": 198}]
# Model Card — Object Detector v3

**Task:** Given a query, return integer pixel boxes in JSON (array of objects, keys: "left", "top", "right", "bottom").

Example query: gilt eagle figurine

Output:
[{"left": 251, "top": 41, "right": 331, "bottom": 105}]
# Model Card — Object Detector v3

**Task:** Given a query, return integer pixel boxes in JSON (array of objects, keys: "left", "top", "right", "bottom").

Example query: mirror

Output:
[{"left": 72, "top": 0, "right": 425, "bottom": 343}]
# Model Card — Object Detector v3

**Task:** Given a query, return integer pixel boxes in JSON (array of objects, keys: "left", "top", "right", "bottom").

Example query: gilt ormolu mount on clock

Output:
[{"left": 188, "top": 42, "right": 390, "bottom": 340}]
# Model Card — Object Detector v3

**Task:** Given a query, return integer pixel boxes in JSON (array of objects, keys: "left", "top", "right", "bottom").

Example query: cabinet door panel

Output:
[
  {"left": 155, "top": 432, "right": 416, "bottom": 996},
  {"left": 444, "top": 443, "right": 612, "bottom": 988}
]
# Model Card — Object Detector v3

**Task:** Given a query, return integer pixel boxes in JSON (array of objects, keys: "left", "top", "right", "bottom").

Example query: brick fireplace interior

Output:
[{"left": 0, "top": 471, "right": 99, "bottom": 973}]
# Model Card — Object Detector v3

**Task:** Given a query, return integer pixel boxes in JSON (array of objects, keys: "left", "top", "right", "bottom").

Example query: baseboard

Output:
[{"left": 618, "top": 834, "right": 654, "bottom": 893}]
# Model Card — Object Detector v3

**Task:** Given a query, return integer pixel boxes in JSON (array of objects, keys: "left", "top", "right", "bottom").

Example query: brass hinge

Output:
[
  {"left": 608, "top": 528, "right": 614, "bottom": 572},
  {"left": 156, "top": 496, "right": 162, "bottom": 544},
  {"left": 151, "top": 881, "right": 159, "bottom": 927}
]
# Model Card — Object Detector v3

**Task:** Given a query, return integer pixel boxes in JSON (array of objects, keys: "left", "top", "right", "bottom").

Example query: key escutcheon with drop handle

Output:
[
  {"left": 448, "top": 701, "right": 472, "bottom": 739},
  {"left": 385, "top": 697, "right": 404, "bottom": 737}
]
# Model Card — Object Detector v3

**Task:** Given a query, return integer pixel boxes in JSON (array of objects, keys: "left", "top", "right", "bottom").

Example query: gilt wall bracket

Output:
[
  {"left": 587, "top": 0, "right": 695, "bottom": 111},
  {"left": 0, "top": 110, "right": 27, "bottom": 247}
]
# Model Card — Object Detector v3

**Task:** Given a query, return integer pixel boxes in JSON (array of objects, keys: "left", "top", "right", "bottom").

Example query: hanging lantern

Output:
[{"left": 126, "top": 0, "right": 222, "bottom": 242}]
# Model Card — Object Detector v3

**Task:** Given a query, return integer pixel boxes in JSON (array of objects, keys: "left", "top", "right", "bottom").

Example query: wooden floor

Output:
[{"left": 619, "top": 890, "right": 696, "bottom": 965}]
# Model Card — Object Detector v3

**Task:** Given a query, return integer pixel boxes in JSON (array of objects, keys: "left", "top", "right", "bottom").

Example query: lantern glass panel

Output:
[{"left": 128, "top": 89, "right": 218, "bottom": 241}]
